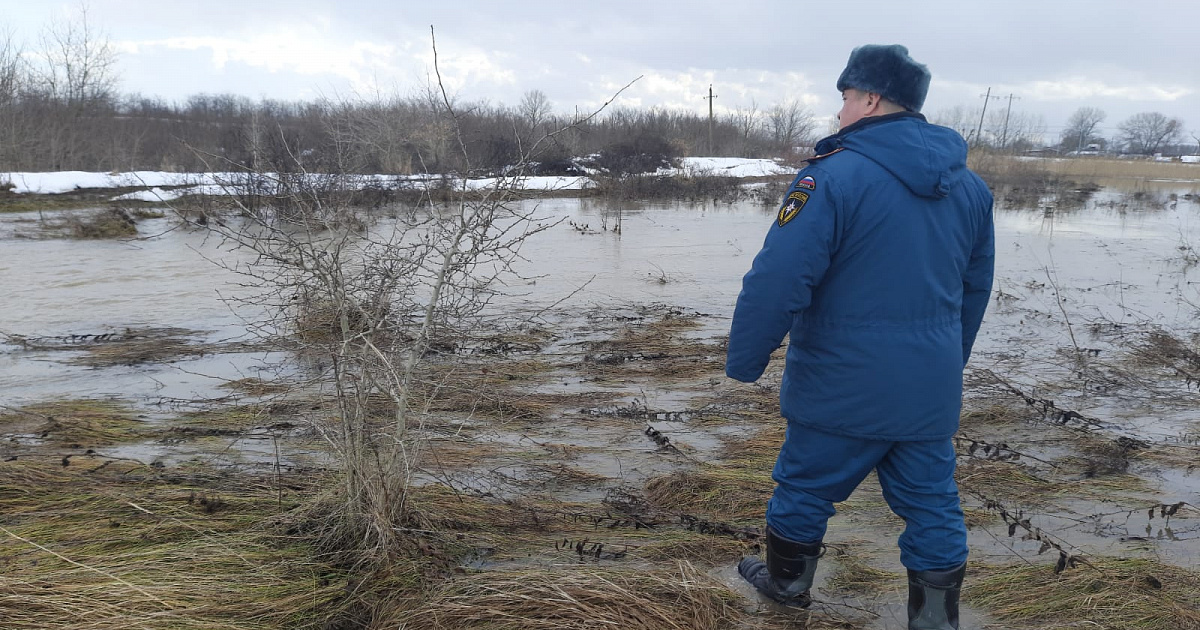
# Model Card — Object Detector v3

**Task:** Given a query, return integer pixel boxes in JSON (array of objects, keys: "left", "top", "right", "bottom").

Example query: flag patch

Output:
[{"left": 797, "top": 175, "right": 816, "bottom": 190}]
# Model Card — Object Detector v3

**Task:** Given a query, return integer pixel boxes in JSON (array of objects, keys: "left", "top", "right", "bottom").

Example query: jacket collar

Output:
[{"left": 813, "top": 111, "right": 927, "bottom": 156}]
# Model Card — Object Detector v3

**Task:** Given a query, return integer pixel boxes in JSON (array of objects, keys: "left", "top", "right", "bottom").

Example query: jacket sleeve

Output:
[
  {"left": 961, "top": 188, "right": 995, "bottom": 366},
  {"left": 726, "top": 169, "right": 840, "bottom": 382}
]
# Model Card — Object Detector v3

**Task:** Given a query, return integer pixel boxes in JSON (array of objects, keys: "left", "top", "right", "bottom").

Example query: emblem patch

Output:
[
  {"left": 777, "top": 191, "right": 809, "bottom": 227},
  {"left": 797, "top": 175, "right": 816, "bottom": 190}
]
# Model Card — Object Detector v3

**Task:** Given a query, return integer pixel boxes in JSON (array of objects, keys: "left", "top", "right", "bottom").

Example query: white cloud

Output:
[
  {"left": 411, "top": 47, "right": 517, "bottom": 93},
  {"left": 938, "top": 78, "right": 1193, "bottom": 103},
  {"left": 599, "top": 69, "right": 820, "bottom": 114},
  {"left": 1022, "top": 79, "right": 1192, "bottom": 102},
  {"left": 118, "top": 24, "right": 401, "bottom": 87}
]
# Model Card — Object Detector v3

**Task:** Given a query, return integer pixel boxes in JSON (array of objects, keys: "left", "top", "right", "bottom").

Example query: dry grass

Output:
[
  {"left": 645, "top": 468, "right": 772, "bottom": 522},
  {"left": 959, "top": 402, "right": 1036, "bottom": 429},
  {"left": 955, "top": 460, "right": 1055, "bottom": 506},
  {"left": 633, "top": 530, "right": 750, "bottom": 564},
  {"left": 824, "top": 545, "right": 900, "bottom": 595},
  {"left": 957, "top": 455, "right": 1143, "bottom": 501},
  {"left": 5, "top": 327, "right": 212, "bottom": 367},
  {"left": 406, "top": 360, "right": 617, "bottom": 423},
  {"left": 580, "top": 312, "right": 725, "bottom": 381},
  {"left": 1, "top": 399, "right": 148, "bottom": 448},
  {"left": 968, "top": 558, "right": 1200, "bottom": 630},
  {"left": 719, "top": 424, "right": 784, "bottom": 469},
  {"left": 74, "top": 327, "right": 209, "bottom": 367},
  {"left": 220, "top": 378, "right": 290, "bottom": 396},
  {"left": 972, "top": 154, "right": 1200, "bottom": 183},
  {"left": 0, "top": 457, "right": 353, "bottom": 629},
  {"left": 388, "top": 561, "right": 743, "bottom": 630},
  {"left": 1129, "top": 329, "right": 1200, "bottom": 382},
  {"left": 1036, "top": 157, "right": 1200, "bottom": 181},
  {"left": 58, "top": 207, "right": 140, "bottom": 239}
]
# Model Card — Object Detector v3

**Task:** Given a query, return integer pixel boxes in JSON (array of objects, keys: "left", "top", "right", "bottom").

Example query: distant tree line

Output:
[
  {"left": 0, "top": 13, "right": 821, "bottom": 175},
  {"left": 930, "top": 101, "right": 1191, "bottom": 157}
]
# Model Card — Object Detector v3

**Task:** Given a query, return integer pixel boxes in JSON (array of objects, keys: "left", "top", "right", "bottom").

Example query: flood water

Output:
[{"left": 2, "top": 190, "right": 1199, "bottom": 419}]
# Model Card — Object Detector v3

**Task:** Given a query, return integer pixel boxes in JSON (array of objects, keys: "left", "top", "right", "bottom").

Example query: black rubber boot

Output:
[
  {"left": 737, "top": 525, "right": 823, "bottom": 607},
  {"left": 907, "top": 563, "right": 966, "bottom": 630}
]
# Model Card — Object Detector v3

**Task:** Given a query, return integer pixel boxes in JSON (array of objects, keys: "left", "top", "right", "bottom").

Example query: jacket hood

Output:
[{"left": 812, "top": 112, "right": 969, "bottom": 199}]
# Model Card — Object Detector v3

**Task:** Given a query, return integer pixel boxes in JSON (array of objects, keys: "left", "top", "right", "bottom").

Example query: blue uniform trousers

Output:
[{"left": 765, "top": 422, "right": 968, "bottom": 572}]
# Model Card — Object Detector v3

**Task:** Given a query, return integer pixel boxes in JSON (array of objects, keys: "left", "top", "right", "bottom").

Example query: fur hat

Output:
[{"left": 836, "top": 44, "right": 931, "bottom": 113}]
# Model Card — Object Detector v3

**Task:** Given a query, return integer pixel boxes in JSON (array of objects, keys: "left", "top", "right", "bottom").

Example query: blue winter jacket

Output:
[{"left": 726, "top": 112, "right": 994, "bottom": 440}]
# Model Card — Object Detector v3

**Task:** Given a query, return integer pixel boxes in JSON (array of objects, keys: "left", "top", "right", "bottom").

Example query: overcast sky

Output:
[{"left": 4, "top": 0, "right": 1198, "bottom": 142}]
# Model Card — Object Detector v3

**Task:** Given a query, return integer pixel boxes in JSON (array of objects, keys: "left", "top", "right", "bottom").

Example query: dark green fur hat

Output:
[{"left": 836, "top": 44, "right": 931, "bottom": 113}]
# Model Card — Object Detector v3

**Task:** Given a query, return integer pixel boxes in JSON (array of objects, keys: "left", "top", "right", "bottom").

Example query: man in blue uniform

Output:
[{"left": 727, "top": 45, "right": 994, "bottom": 630}]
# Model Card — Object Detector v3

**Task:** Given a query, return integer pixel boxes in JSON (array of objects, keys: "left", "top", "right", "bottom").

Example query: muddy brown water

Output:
[{"left": 2, "top": 187, "right": 1200, "bottom": 624}]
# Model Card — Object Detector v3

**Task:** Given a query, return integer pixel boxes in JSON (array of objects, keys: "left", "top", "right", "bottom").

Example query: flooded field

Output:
[{"left": 2, "top": 184, "right": 1199, "bottom": 629}]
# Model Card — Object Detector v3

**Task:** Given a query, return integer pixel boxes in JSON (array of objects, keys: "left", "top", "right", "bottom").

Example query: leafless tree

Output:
[
  {"left": 730, "top": 100, "right": 762, "bottom": 157},
  {"left": 930, "top": 105, "right": 977, "bottom": 141},
  {"left": 985, "top": 109, "right": 1046, "bottom": 151},
  {"left": 518, "top": 89, "right": 551, "bottom": 132},
  {"left": 1060, "top": 107, "right": 1107, "bottom": 152},
  {"left": 1118, "top": 112, "right": 1184, "bottom": 155},
  {"left": 766, "top": 100, "right": 817, "bottom": 157},
  {"left": 0, "top": 29, "right": 28, "bottom": 168},
  {"left": 34, "top": 3, "right": 117, "bottom": 108}
]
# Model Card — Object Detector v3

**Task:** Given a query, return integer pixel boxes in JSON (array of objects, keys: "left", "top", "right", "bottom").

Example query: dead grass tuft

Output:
[
  {"left": 292, "top": 296, "right": 385, "bottom": 346},
  {"left": 645, "top": 468, "right": 772, "bottom": 521},
  {"left": 955, "top": 460, "right": 1054, "bottom": 506},
  {"left": 1, "top": 399, "right": 147, "bottom": 448},
  {"left": 1130, "top": 329, "right": 1200, "bottom": 384},
  {"left": 219, "top": 378, "right": 290, "bottom": 395},
  {"left": 633, "top": 531, "right": 750, "bottom": 564},
  {"left": 959, "top": 402, "right": 1034, "bottom": 429},
  {"left": 718, "top": 425, "right": 784, "bottom": 469},
  {"left": 968, "top": 557, "right": 1200, "bottom": 630},
  {"left": 0, "top": 456, "right": 353, "bottom": 629},
  {"left": 580, "top": 311, "right": 724, "bottom": 381},
  {"left": 825, "top": 544, "right": 900, "bottom": 595},
  {"left": 61, "top": 207, "right": 140, "bottom": 239},
  {"left": 389, "top": 561, "right": 743, "bottom": 630}
]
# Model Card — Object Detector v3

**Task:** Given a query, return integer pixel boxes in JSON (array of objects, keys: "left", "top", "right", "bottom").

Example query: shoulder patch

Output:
[
  {"left": 777, "top": 190, "right": 809, "bottom": 227},
  {"left": 797, "top": 175, "right": 816, "bottom": 190}
]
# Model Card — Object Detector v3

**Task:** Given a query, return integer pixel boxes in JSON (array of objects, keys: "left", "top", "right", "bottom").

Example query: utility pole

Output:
[
  {"left": 999, "top": 93, "right": 1020, "bottom": 150},
  {"left": 704, "top": 84, "right": 718, "bottom": 155},
  {"left": 973, "top": 87, "right": 1000, "bottom": 147}
]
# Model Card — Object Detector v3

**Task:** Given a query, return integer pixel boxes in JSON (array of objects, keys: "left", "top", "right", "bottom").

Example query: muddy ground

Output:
[{"left": 2, "top": 299, "right": 1199, "bottom": 629}]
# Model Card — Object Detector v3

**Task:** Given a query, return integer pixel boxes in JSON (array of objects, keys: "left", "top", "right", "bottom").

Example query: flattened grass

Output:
[
  {"left": 388, "top": 561, "right": 743, "bottom": 630},
  {"left": 968, "top": 558, "right": 1200, "bottom": 630},
  {"left": 0, "top": 457, "right": 355, "bottom": 629},
  {"left": 1, "top": 399, "right": 148, "bottom": 448},
  {"left": 645, "top": 468, "right": 772, "bottom": 522},
  {"left": 825, "top": 546, "right": 900, "bottom": 596}
]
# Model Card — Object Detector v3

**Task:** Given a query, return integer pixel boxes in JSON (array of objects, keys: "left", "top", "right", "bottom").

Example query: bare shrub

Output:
[
  {"left": 171, "top": 31, "right": 635, "bottom": 587},
  {"left": 592, "top": 173, "right": 744, "bottom": 202}
]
